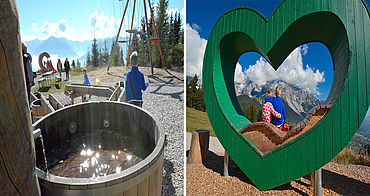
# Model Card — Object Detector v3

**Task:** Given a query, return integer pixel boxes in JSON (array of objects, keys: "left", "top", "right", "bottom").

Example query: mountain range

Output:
[
  {"left": 25, "top": 36, "right": 128, "bottom": 67},
  {"left": 236, "top": 79, "right": 369, "bottom": 149},
  {"left": 236, "top": 80, "right": 323, "bottom": 124}
]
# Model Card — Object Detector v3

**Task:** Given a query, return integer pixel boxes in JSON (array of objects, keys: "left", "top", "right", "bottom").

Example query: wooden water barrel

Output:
[
  {"left": 0, "top": 0, "right": 40, "bottom": 195},
  {"left": 33, "top": 102, "right": 165, "bottom": 195}
]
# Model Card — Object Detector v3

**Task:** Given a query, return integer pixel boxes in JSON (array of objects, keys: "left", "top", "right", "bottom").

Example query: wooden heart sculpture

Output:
[{"left": 202, "top": 0, "right": 369, "bottom": 190}]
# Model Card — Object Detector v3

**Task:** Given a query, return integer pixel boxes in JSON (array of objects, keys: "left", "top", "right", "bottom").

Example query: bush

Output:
[{"left": 332, "top": 147, "right": 367, "bottom": 165}]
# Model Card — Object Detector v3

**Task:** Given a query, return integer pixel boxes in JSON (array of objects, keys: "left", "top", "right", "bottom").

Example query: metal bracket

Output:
[
  {"left": 223, "top": 151, "right": 229, "bottom": 176},
  {"left": 311, "top": 168, "right": 322, "bottom": 196}
]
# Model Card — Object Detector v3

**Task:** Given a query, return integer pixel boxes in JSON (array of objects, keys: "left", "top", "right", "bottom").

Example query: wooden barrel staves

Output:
[{"left": 0, "top": 0, "right": 40, "bottom": 195}]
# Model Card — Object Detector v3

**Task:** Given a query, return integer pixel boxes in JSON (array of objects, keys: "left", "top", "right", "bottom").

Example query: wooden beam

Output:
[
  {"left": 65, "top": 84, "right": 114, "bottom": 98},
  {"left": 127, "top": 0, "right": 137, "bottom": 65},
  {"left": 0, "top": 0, "right": 40, "bottom": 195},
  {"left": 109, "top": 87, "right": 122, "bottom": 101},
  {"left": 118, "top": 88, "right": 126, "bottom": 102},
  {"left": 107, "top": 0, "right": 130, "bottom": 72},
  {"left": 48, "top": 94, "right": 64, "bottom": 110},
  {"left": 39, "top": 93, "right": 55, "bottom": 114}
]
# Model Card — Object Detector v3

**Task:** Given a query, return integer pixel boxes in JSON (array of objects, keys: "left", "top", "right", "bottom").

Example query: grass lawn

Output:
[
  {"left": 186, "top": 107, "right": 216, "bottom": 136},
  {"left": 32, "top": 81, "right": 70, "bottom": 96}
]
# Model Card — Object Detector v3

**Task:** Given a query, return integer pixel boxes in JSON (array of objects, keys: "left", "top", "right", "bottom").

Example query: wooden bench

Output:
[{"left": 37, "top": 78, "right": 46, "bottom": 88}]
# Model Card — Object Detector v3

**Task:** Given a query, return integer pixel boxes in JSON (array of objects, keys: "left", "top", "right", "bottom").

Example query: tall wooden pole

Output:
[
  {"left": 126, "top": 0, "right": 137, "bottom": 66},
  {"left": 143, "top": 0, "right": 153, "bottom": 75},
  {"left": 147, "top": 0, "right": 166, "bottom": 68},
  {"left": 0, "top": 0, "right": 40, "bottom": 195},
  {"left": 107, "top": 0, "right": 130, "bottom": 73}
]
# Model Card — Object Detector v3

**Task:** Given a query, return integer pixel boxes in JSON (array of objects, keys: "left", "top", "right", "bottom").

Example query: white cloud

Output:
[
  {"left": 152, "top": 3, "right": 159, "bottom": 9},
  {"left": 88, "top": 11, "right": 128, "bottom": 40},
  {"left": 185, "top": 23, "right": 207, "bottom": 83},
  {"left": 180, "top": 7, "right": 185, "bottom": 16},
  {"left": 39, "top": 19, "right": 75, "bottom": 40},
  {"left": 234, "top": 62, "right": 247, "bottom": 83},
  {"left": 21, "top": 30, "right": 37, "bottom": 42},
  {"left": 168, "top": 8, "right": 179, "bottom": 17},
  {"left": 302, "top": 44, "right": 308, "bottom": 55},
  {"left": 235, "top": 45, "right": 325, "bottom": 95},
  {"left": 32, "top": 22, "right": 37, "bottom": 26},
  {"left": 191, "top": 23, "right": 201, "bottom": 32}
]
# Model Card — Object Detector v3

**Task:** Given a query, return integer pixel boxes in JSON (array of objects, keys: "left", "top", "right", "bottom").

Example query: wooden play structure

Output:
[
  {"left": 202, "top": 0, "right": 369, "bottom": 192},
  {"left": 107, "top": 0, "right": 165, "bottom": 75},
  {"left": 0, "top": 1, "right": 166, "bottom": 195},
  {"left": 38, "top": 52, "right": 57, "bottom": 74},
  {"left": 64, "top": 83, "right": 123, "bottom": 104}
]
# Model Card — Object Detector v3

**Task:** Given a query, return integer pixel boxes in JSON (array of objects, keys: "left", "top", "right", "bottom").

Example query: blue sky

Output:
[
  {"left": 17, "top": 0, "right": 184, "bottom": 41},
  {"left": 186, "top": 0, "right": 369, "bottom": 101}
]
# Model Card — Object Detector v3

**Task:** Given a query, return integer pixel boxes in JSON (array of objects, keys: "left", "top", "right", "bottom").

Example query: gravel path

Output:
[
  {"left": 49, "top": 70, "right": 184, "bottom": 195},
  {"left": 143, "top": 83, "right": 184, "bottom": 195},
  {"left": 186, "top": 151, "right": 370, "bottom": 195}
]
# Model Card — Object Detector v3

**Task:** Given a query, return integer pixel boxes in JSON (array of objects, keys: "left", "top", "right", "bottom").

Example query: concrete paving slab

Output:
[{"left": 186, "top": 132, "right": 224, "bottom": 154}]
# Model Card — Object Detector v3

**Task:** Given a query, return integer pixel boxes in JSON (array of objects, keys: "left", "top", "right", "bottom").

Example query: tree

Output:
[
  {"left": 120, "top": 48, "right": 125, "bottom": 66},
  {"left": 98, "top": 48, "right": 103, "bottom": 66},
  {"left": 154, "top": 0, "right": 169, "bottom": 68},
  {"left": 91, "top": 38, "right": 99, "bottom": 67},
  {"left": 102, "top": 40, "right": 110, "bottom": 66},
  {"left": 86, "top": 51, "right": 91, "bottom": 67},
  {"left": 186, "top": 75, "right": 205, "bottom": 111},
  {"left": 76, "top": 59, "right": 81, "bottom": 67}
]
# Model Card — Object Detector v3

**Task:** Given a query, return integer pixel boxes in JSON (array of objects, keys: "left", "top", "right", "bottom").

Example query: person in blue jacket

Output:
[
  {"left": 83, "top": 69, "right": 90, "bottom": 85},
  {"left": 125, "top": 51, "right": 148, "bottom": 107},
  {"left": 265, "top": 86, "right": 290, "bottom": 130}
]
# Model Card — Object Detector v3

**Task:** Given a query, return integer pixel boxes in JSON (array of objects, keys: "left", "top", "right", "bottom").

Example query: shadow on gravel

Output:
[
  {"left": 38, "top": 86, "right": 51, "bottom": 92},
  {"left": 187, "top": 151, "right": 309, "bottom": 195},
  {"left": 150, "top": 82, "right": 184, "bottom": 102},
  {"left": 162, "top": 159, "right": 176, "bottom": 195},
  {"left": 303, "top": 169, "right": 370, "bottom": 195},
  {"left": 107, "top": 72, "right": 124, "bottom": 79},
  {"left": 148, "top": 75, "right": 181, "bottom": 84}
]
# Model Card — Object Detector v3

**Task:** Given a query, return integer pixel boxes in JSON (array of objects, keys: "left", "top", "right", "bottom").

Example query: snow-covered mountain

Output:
[
  {"left": 236, "top": 80, "right": 322, "bottom": 116},
  {"left": 24, "top": 36, "right": 128, "bottom": 70},
  {"left": 26, "top": 36, "right": 88, "bottom": 58}
]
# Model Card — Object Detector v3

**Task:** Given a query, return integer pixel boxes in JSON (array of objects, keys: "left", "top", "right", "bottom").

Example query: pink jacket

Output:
[{"left": 262, "top": 102, "right": 281, "bottom": 123}]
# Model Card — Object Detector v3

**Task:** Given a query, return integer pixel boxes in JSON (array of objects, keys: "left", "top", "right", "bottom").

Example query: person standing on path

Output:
[
  {"left": 64, "top": 58, "right": 70, "bottom": 80},
  {"left": 125, "top": 51, "right": 149, "bottom": 107},
  {"left": 71, "top": 60, "right": 75, "bottom": 68},
  {"left": 57, "top": 59, "right": 62, "bottom": 80},
  {"left": 22, "top": 43, "right": 34, "bottom": 105}
]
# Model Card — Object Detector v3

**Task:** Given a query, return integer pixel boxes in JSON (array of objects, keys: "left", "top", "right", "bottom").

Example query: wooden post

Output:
[
  {"left": 142, "top": 0, "right": 153, "bottom": 74},
  {"left": 107, "top": 0, "right": 130, "bottom": 72},
  {"left": 187, "top": 130, "right": 210, "bottom": 164},
  {"left": 0, "top": 1, "right": 40, "bottom": 195}
]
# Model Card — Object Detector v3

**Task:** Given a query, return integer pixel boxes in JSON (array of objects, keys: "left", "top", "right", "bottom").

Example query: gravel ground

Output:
[
  {"left": 143, "top": 83, "right": 184, "bottom": 195},
  {"left": 43, "top": 68, "right": 184, "bottom": 195},
  {"left": 186, "top": 151, "right": 370, "bottom": 195}
]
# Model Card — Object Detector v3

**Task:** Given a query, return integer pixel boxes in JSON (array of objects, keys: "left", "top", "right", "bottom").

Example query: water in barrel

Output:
[
  {"left": 36, "top": 124, "right": 153, "bottom": 179},
  {"left": 48, "top": 145, "right": 142, "bottom": 178}
]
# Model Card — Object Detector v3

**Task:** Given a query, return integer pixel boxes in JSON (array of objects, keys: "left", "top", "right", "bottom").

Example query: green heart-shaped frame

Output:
[{"left": 202, "top": 0, "right": 369, "bottom": 190}]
